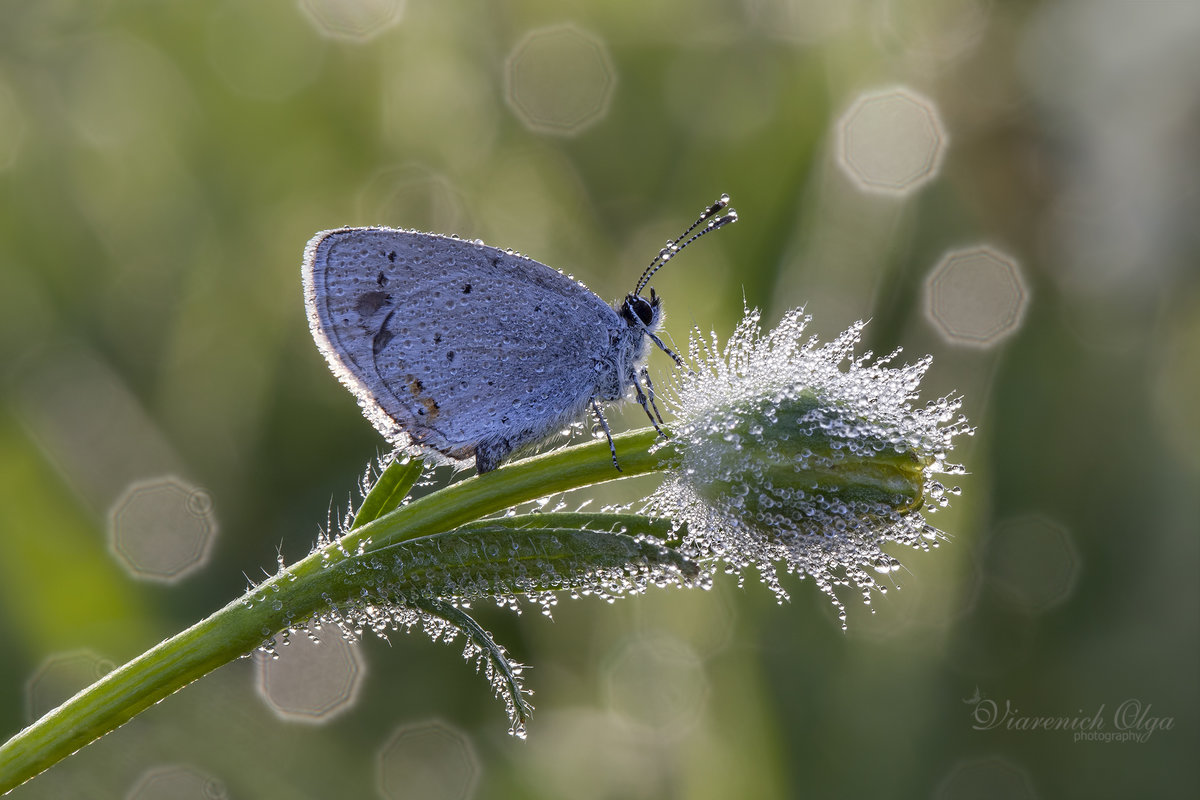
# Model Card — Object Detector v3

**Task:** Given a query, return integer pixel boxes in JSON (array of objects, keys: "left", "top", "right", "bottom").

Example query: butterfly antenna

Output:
[{"left": 633, "top": 193, "right": 738, "bottom": 297}]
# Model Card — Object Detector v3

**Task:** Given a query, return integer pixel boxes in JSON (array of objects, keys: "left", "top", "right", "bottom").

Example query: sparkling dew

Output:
[{"left": 649, "top": 308, "right": 973, "bottom": 626}]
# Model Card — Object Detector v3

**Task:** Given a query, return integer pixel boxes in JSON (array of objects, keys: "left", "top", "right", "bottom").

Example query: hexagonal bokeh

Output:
[
  {"left": 925, "top": 245, "right": 1029, "bottom": 346},
  {"left": 746, "top": 0, "right": 854, "bottom": 44},
  {"left": 987, "top": 514, "right": 1081, "bottom": 613},
  {"left": 25, "top": 649, "right": 115, "bottom": 722},
  {"left": 0, "top": 78, "right": 26, "bottom": 170},
  {"left": 25, "top": 647, "right": 114, "bottom": 724},
  {"left": 504, "top": 24, "right": 616, "bottom": 136},
  {"left": 880, "top": 0, "right": 992, "bottom": 64},
  {"left": 602, "top": 635, "right": 708, "bottom": 740},
  {"left": 256, "top": 631, "right": 366, "bottom": 723},
  {"left": 206, "top": 0, "right": 324, "bottom": 101},
  {"left": 108, "top": 475, "right": 218, "bottom": 583},
  {"left": 631, "top": 576, "right": 737, "bottom": 656},
  {"left": 377, "top": 719, "right": 480, "bottom": 800},
  {"left": 835, "top": 86, "right": 947, "bottom": 195},
  {"left": 127, "top": 764, "right": 228, "bottom": 800},
  {"left": 510, "top": 709, "right": 667, "bottom": 800},
  {"left": 933, "top": 755, "right": 1038, "bottom": 800},
  {"left": 357, "top": 164, "right": 472, "bottom": 235},
  {"left": 299, "top": 0, "right": 406, "bottom": 43},
  {"left": 57, "top": 32, "right": 188, "bottom": 151}
]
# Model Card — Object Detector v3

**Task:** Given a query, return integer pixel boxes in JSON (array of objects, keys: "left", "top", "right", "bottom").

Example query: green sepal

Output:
[{"left": 351, "top": 455, "right": 424, "bottom": 529}]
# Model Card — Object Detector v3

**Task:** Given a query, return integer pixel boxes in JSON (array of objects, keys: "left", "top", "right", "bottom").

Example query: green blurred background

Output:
[{"left": 1, "top": 1, "right": 1197, "bottom": 797}]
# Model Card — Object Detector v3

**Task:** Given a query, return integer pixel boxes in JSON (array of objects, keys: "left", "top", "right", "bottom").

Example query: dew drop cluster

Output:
[
  {"left": 648, "top": 307, "right": 973, "bottom": 626},
  {"left": 259, "top": 465, "right": 701, "bottom": 737}
]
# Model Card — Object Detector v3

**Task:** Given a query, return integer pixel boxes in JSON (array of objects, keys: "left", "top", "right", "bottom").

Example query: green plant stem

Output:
[{"left": 0, "top": 429, "right": 669, "bottom": 795}]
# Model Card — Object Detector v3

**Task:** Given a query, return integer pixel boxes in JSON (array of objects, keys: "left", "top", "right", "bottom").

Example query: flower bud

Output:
[
  {"left": 650, "top": 309, "right": 972, "bottom": 622},
  {"left": 690, "top": 390, "right": 932, "bottom": 526}
]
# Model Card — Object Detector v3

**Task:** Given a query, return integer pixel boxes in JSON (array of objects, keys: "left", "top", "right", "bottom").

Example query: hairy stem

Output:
[{"left": 0, "top": 429, "right": 668, "bottom": 795}]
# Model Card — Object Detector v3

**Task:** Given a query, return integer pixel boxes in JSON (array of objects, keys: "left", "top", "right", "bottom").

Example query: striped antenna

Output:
[{"left": 633, "top": 194, "right": 737, "bottom": 297}]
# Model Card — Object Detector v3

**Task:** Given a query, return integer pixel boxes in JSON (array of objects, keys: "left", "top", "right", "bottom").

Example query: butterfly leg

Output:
[
  {"left": 590, "top": 398, "right": 621, "bottom": 472},
  {"left": 645, "top": 329, "right": 685, "bottom": 368},
  {"left": 633, "top": 368, "right": 667, "bottom": 437},
  {"left": 475, "top": 437, "right": 513, "bottom": 474}
]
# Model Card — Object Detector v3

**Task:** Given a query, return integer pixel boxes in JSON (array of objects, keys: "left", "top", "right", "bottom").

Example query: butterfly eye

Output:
[{"left": 626, "top": 295, "right": 655, "bottom": 326}]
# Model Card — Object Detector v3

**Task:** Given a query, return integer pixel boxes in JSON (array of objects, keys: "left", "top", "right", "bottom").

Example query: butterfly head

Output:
[
  {"left": 620, "top": 288, "right": 662, "bottom": 332},
  {"left": 624, "top": 193, "right": 736, "bottom": 329}
]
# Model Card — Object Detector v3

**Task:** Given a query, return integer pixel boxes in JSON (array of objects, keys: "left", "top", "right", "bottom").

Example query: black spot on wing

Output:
[
  {"left": 372, "top": 308, "right": 398, "bottom": 355},
  {"left": 357, "top": 291, "right": 391, "bottom": 317}
]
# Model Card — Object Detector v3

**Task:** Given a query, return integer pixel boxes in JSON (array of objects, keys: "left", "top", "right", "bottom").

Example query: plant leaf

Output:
[
  {"left": 413, "top": 597, "right": 534, "bottom": 735},
  {"left": 455, "top": 512, "right": 683, "bottom": 545},
  {"left": 351, "top": 455, "right": 424, "bottom": 529},
  {"left": 323, "top": 525, "right": 699, "bottom": 606}
]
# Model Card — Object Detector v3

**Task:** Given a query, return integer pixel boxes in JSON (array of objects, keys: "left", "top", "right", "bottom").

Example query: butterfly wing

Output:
[{"left": 303, "top": 228, "right": 621, "bottom": 465}]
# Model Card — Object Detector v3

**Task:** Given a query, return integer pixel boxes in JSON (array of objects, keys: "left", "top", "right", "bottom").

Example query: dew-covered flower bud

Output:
[{"left": 650, "top": 308, "right": 972, "bottom": 624}]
